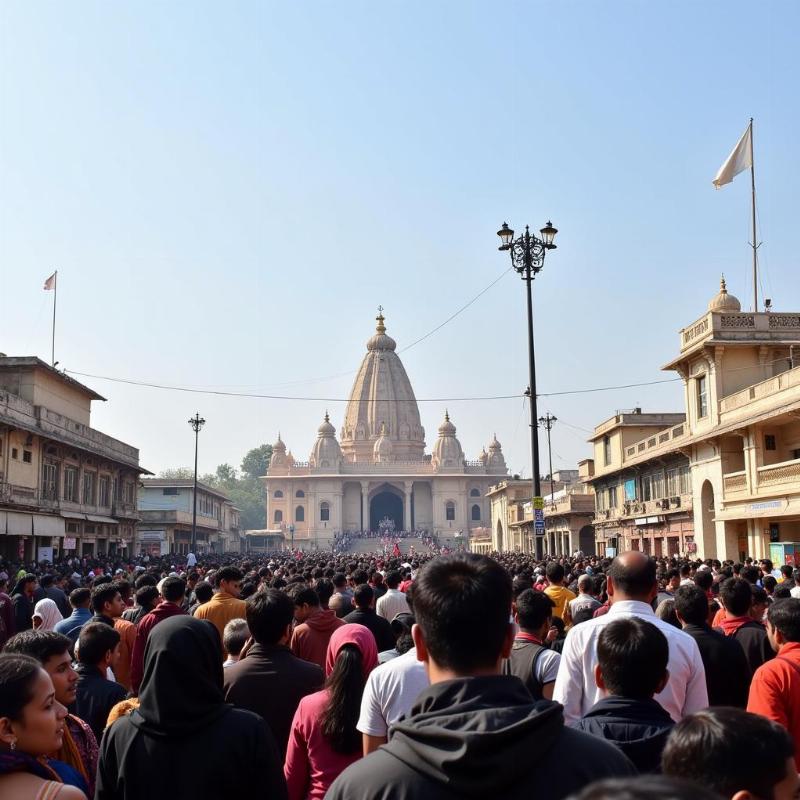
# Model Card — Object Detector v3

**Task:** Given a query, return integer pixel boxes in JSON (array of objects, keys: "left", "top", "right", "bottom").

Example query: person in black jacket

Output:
[
  {"left": 716, "top": 577, "right": 773, "bottom": 675},
  {"left": 96, "top": 615, "right": 287, "bottom": 800},
  {"left": 72, "top": 621, "right": 127, "bottom": 741},
  {"left": 223, "top": 587, "right": 323, "bottom": 757},
  {"left": 673, "top": 584, "right": 751, "bottom": 707},
  {"left": 11, "top": 573, "right": 37, "bottom": 632},
  {"left": 575, "top": 617, "right": 674, "bottom": 773},
  {"left": 343, "top": 584, "right": 395, "bottom": 652},
  {"left": 327, "top": 553, "right": 635, "bottom": 800}
]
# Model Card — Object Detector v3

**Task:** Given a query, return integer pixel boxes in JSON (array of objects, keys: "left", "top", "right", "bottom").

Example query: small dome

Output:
[
  {"left": 318, "top": 411, "right": 336, "bottom": 436},
  {"left": 487, "top": 434, "right": 506, "bottom": 471},
  {"left": 272, "top": 433, "right": 286, "bottom": 453},
  {"left": 366, "top": 311, "right": 397, "bottom": 352},
  {"left": 489, "top": 433, "right": 502, "bottom": 451},
  {"left": 438, "top": 410, "right": 456, "bottom": 436},
  {"left": 311, "top": 412, "right": 342, "bottom": 468},
  {"left": 373, "top": 422, "right": 394, "bottom": 462},
  {"left": 286, "top": 450, "right": 295, "bottom": 466},
  {"left": 432, "top": 411, "right": 464, "bottom": 469},
  {"left": 708, "top": 275, "right": 741, "bottom": 312},
  {"left": 478, "top": 447, "right": 489, "bottom": 465}
]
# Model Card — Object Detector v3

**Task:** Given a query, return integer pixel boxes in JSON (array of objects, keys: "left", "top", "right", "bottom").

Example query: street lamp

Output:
[
  {"left": 188, "top": 413, "right": 206, "bottom": 554},
  {"left": 539, "top": 412, "right": 558, "bottom": 553},
  {"left": 496, "top": 219, "right": 558, "bottom": 507}
]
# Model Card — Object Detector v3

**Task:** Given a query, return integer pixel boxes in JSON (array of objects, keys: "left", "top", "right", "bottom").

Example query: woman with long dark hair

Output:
[{"left": 284, "top": 624, "right": 378, "bottom": 800}]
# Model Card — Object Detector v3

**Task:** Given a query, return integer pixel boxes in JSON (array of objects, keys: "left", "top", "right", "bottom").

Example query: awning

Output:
[
  {"left": 5, "top": 511, "right": 33, "bottom": 536},
  {"left": 33, "top": 515, "right": 66, "bottom": 536},
  {"left": 86, "top": 515, "right": 119, "bottom": 525},
  {"left": 61, "top": 512, "right": 86, "bottom": 521}
]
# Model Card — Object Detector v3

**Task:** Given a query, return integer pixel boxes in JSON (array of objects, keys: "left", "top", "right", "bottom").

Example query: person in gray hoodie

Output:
[{"left": 327, "top": 553, "right": 635, "bottom": 800}]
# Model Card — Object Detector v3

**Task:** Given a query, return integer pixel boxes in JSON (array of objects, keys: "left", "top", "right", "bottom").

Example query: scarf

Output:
[
  {"left": 0, "top": 751, "right": 62, "bottom": 781},
  {"left": 33, "top": 598, "right": 64, "bottom": 631}
]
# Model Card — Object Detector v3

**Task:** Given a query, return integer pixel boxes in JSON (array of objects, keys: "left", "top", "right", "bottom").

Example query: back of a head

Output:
[
  {"left": 719, "top": 577, "right": 752, "bottom": 617},
  {"left": 217, "top": 566, "right": 243, "bottom": 586},
  {"left": 222, "top": 618, "right": 249, "bottom": 657},
  {"left": 694, "top": 571, "right": 713, "bottom": 592},
  {"left": 3, "top": 630, "right": 71, "bottom": 664},
  {"left": 577, "top": 574, "right": 593, "bottom": 592},
  {"left": 315, "top": 578, "right": 335, "bottom": 606},
  {"left": 516, "top": 589, "right": 554, "bottom": 632},
  {"left": 78, "top": 621, "right": 120, "bottom": 666},
  {"left": 741, "top": 565, "right": 760, "bottom": 584},
  {"left": 673, "top": 584, "right": 708, "bottom": 627},
  {"left": 597, "top": 617, "right": 668, "bottom": 699},
  {"left": 69, "top": 587, "right": 91, "bottom": 609},
  {"left": 40, "top": 574, "right": 54, "bottom": 589},
  {"left": 161, "top": 576, "right": 186, "bottom": 604},
  {"left": 413, "top": 553, "right": 511, "bottom": 674},
  {"left": 193, "top": 581, "right": 214, "bottom": 605},
  {"left": 353, "top": 583, "right": 373, "bottom": 609},
  {"left": 546, "top": 562, "right": 565, "bottom": 584},
  {"left": 768, "top": 598, "right": 800, "bottom": 643},
  {"left": 608, "top": 553, "right": 657, "bottom": 599},
  {"left": 333, "top": 573, "right": 347, "bottom": 590},
  {"left": 246, "top": 588, "right": 294, "bottom": 645},
  {"left": 386, "top": 571, "right": 402, "bottom": 590},
  {"left": 662, "top": 708, "right": 794, "bottom": 799},
  {"left": 569, "top": 775, "right": 723, "bottom": 800}
]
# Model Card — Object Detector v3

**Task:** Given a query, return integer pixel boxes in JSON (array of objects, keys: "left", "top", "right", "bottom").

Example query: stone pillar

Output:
[
  {"left": 404, "top": 481, "right": 413, "bottom": 531},
  {"left": 361, "top": 481, "right": 369, "bottom": 532}
]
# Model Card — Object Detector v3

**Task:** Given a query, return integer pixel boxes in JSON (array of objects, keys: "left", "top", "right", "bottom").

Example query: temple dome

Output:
[
  {"left": 341, "top": 311, "right": 425, "bottom": 462},
  {"left": 269, "top": 433, "right": 289, "bottom": 472},
  {"left": 310, "top": 412, "right": 342, "bottom": 468},
  {"left": 373, "top": 422, "right": 394, "bottom": 462},
  {"left": 708, "top": 275, "right": 741, "bottom": 312},
  {"left": 432, "top": 411, "right": 464, "bottom": 470},
  {"left": 487, "top": 434, "right": 507, "bottom": 471}
]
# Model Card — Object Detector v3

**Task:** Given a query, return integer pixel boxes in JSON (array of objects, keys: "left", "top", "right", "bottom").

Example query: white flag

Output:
[
  {"left": 713, "top": 123, "right": 753, "bottom": 189},
  {"left": 43, "top": 272, "right": 56, "bottom": 290}
]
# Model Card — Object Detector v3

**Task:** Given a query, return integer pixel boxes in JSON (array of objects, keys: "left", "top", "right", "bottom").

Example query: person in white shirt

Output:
[
  {"left": 357, "top": 645, "right": 429, "bottom": 754},
  {"left": 376, "top": 571, "right": 410, "bottom": 622},
  {"left": 553, "top": 551, "right": 708, "bottom": 725}
]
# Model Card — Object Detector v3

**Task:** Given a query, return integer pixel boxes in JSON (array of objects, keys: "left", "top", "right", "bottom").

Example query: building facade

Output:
[
  {"left": 138, "top": 479, "right": 240, "bottom": 555},
  {"left": 0, "top": 356, "right": 148, "bottom": 560},
  {"left": 265, "top": 312, "right": 509, "bottom": 549}
]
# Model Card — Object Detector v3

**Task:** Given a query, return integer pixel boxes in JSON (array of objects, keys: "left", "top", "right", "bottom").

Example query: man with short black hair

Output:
[
  {"left": 663, "top": 707, "right": 800, "bottom": 799},
  {"left": 554, "top": 552, "right": 707, "bottom": 725},
  {"left": 194, "top": 566, "right": 246, "bottom": 648},
  {"left": 344, "top": 584, "right": 395, "bottom": 651},
  {"left": 376, "top": 570, "right": 410, "bottom": 622},
  {"left": 717, "top": 577, "right": 773, "bottom": 674},
  {"left": 289, "top": 583, "right": 344, "bottom": 668},
  {"left": 748, "top": 597, "right": 800, "bottom": 768},
  {"left": 73, "top": 621, "right": 127, "bottom": 741},
  {"left": 54, "top": 587, "right": 93, "bottom": 646},
  {"left": 576, "top": 618, "right": 674, "bottom": 773},
  {"left": 328, "top": 553, "right": 635, "bottom": 800},
  {"left": 90, "top": 581, "right": 136, "bottom": 690},
  {"left": 329, "top": 572, "right": 354, "bottom": 618},
  {"left": 545, "top": 562, "right": 575, "bottom": 625},
  {"left": 224, "top": 588, "right": 323, "bottom": 756},
  {"left": 673, "top": 584, "right": 750, "bottom": 708},
  {"left": 35, "top": 573, "right": 71, "bottom": 617}
]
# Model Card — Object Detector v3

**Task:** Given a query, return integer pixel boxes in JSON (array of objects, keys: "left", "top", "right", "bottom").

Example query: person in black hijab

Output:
[{"left": 95, "top": 615, "right": 287, "bottom": 800}]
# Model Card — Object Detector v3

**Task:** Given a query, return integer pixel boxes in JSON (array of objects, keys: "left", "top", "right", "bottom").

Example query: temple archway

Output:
[{"left": 370, "top": 489, "right": 403, "bottom": 531}]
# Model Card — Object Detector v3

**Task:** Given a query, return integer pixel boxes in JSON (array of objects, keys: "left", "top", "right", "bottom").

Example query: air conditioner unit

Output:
[{"left": 671, "top": 496, "right": 681, "bottom": 507}]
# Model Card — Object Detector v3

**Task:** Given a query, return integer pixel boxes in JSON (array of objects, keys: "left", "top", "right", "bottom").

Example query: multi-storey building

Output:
[
  {"left": 0, "top": 356, "right": 148, "bottom": 559},
  {"left": 137, "top": 478, "right": 240, "bottom": 555}
]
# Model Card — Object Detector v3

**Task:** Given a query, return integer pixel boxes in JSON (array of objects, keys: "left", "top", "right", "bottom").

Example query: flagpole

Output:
[
  {"left": 51, "top": 270, "right": 57, "bottom": 366},
  {"left": 749, "top": 118, "right": 758, "bottom": 312}
]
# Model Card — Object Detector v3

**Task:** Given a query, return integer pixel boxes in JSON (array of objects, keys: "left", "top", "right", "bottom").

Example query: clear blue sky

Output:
[{"left": 1, "top": 1, "right": 798, "bottom": 478}]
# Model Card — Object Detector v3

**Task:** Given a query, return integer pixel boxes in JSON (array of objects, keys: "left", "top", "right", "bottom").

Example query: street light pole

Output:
[
  {"left": 188, "top": 413, "right": 206, "bottom": 554},
  {"left": 538, "top": 412, "right": 558, "bottom": 502},
  {"left": 496, "top": 220, "right": 558, "bottom": 505}
]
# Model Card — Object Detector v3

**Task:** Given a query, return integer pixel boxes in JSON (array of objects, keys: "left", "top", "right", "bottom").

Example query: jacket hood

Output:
[
  {"left": 719, "top": 615, "right": 761, "bottom": 636},
  {"left": 325, "top": 623, "right": 378, "bottom": 679},
  {"left": 305, "top": 608, "right": 342, "bottom": 633},
  {"left": 387, "top": 676, "right": 563, "bottom": 796},
  {"left": 578, "top": 696, "right": 673, "bottom": 758}
]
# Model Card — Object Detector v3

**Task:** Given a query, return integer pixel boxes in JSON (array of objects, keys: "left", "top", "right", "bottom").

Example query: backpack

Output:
[{"left": 502, "top": 639, "right": 546, "bottom": 700}]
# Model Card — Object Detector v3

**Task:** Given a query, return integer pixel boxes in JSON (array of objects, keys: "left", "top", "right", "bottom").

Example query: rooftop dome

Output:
[
  {"left": 268, "top": 433, "right": 289, "bottom": 472},
  {"left": 341, "top": 310, "right": 425, "bottom": 462},
  {"left": 708, "top": 275, "right": 741, "bottom": 312},
  {"left": 487, "top": 434, "right": 507, "bottom": 471},
  {"left": 373, "top": 422, "right": 394, "bottom": 462},
  {"left": 317, "top": 411, "right": 336, "bottom": 437},
  {"left": 432, "top": 411, "right": 464, "bottom": 470},
  {"left": 310, "top": 412, "right": 342, "bottom": 468}
]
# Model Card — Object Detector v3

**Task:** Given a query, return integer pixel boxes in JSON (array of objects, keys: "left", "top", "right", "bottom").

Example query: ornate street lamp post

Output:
[
  {"left": 188, "top": 413, "right": 206, "bottom": 553},
  {"left": 496, "top": 220, "right": 558, "bottom": 516}
]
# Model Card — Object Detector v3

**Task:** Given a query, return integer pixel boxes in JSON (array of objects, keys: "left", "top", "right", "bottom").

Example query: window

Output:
[
  {"left": 295, "top": 489, "right": 305, "bottom": 498},
  {"left": 697, "top": 375, "right": 708, "bottom": 419},
  {"left": 83, "top": 472, "right": 96, "bottom": 505},
  {"left": 320, "top": 502, "right": 330, "bottom": 522},
  {"left": 162, "top": 487, "right": 178, "bottom": 496},
  {"left": 22, "top": 450, "right": 32, "bottom": 464},
  {"left": 607, "top": 486, "right": 617, "bottom": 509},
  {"left": 295, "top": 505, "right": 305, "bottom": 522},
  {"left": 651, "top": 471, "right": 665, "bottom": 499},
  {"left": 793, "top": 449, "right": 800, "bottom": 461},
  {"left": 679, "top": 465, "right": 691, "bottom": 495},
  {"left": 667, "top": 468, "right": 680, "bottom": 496},
  {"left": 471, "top": 504, "right": 481, "bottom": 521},
  {"left": 445, "top": 501, "right": 455, "bottom": 521},
  {"left": 273, "top": 490, "right": 283, "bottom": 498},
  {"left": 11, "top": 448, "right": 18, "bottom": 460},
  {"left": 66, "top": 522, "right": 78, "bottom": 533},
  {"left": 603, "top": 435, "right": 612, "bottom": 466},
  {"left": 124, "top": 483, "right": 135, "bottom": 504},
  {"left": 99, "top": 476, "right": 110, "bottom": 507},
  {"left": 470, "top": 488, "right": 481, "bottom": 497},
  {"left": 85, "top": 524, "right": 95, "bottom": 535},
  {"left": 765, "top": 434, "right": 777, "bottom": 451},
  {"left": 641, "top": 475, "right": 652, "bottom": 501},
  {"left": 42, "top": 462, "right": 58, "bottom": 499},
  {"left": 274, "top": 509, "right": 283, "bottom": 523}
]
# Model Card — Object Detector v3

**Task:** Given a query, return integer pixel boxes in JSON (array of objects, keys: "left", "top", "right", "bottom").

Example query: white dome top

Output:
[
  {"left": 269, "top": 434, "right": 289, "bottom": 472},
  {"left": 487, "top": 434, "right": 506, "bottom": 470},
  {"left": 310, "top": 412, "right": 342, "bottom": 468},
  {"left": 708, "top": 275, "right": 741, "bottom": 312},
  {"left": 373, "top": 422, "right": 394, "bottom": 462},
  {"left": 432, "top": 411, "right": 464, "bottom": 470},
  {"left": 341, "top": 311, "right": 425, "bottom": 462}
]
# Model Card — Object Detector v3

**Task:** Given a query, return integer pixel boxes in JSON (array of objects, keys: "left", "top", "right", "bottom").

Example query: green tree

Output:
[
  {"left": 158, "top": 467, "right": 194, "bottom": 480},
  {"left": 240, "top": 444, "right": 273, "bottom": 480}
]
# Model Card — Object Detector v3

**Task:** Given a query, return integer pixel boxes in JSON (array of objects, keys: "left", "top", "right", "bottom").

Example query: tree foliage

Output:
[{"left": 240, "top": 444, "right": 273, "bottom": 480}]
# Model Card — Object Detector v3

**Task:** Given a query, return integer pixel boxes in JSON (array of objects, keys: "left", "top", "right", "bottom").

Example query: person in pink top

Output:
[{"left": 284, "top": 624, "right": 378, "bottom": 800}]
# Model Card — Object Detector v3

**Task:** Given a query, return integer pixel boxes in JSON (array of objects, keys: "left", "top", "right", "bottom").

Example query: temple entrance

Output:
[{"left": 370, "top": 490, "right": 403, "bottom": 532}]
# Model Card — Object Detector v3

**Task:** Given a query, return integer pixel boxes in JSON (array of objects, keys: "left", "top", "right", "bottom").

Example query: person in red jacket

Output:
[
  {"left": 130, "top": 577, "right": 187, "bottom": 694},
  {"left": 290, "top": 583, "right": 344, "bottom": 670}
]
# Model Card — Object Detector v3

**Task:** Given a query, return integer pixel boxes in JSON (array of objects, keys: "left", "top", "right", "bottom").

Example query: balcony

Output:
[
  {"left": 757, "top": 459, "right": 800, "bottom": 489},
  {"left": 679, "top": 311, "right": 800, "bottom": 355},
  {"left": 594, "top": 494, "right": 692, "bottom": 525},
  {"left": 722, "top": 470, "right": 747, "bottom": 496},
  {"left": 623, "top": 423, "right": 688, "bottom": 464},
  {"left": 719, "top": 365, "right": 800, "bottom": 421}
]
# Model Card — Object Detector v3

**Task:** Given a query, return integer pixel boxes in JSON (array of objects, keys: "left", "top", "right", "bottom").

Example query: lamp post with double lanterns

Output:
[
  {"left": 496, "top": 220, "right": 558, "bottom": 513},
  {"left": 188, "top": 413, "right": 206, "bottom": 554}
]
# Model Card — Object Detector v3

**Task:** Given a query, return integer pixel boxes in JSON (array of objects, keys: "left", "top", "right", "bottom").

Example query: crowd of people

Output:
[
  {"left": 331, "top": 529, "right": 441, "bottom": 556},
  {"left": 1, "top": 547, "right": 800, "bottom": 799}
]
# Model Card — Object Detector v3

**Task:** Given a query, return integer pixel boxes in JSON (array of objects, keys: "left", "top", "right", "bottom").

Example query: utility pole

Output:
[
  {"left": 188, "top": 413, "right": 205, "bottom": 554},
  {"left": 538, "top": 413, "right": 558, "bottom": 501}
]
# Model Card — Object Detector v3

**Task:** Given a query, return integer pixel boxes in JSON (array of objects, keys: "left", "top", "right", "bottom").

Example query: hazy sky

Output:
[{"left": 1, "top": 1, "right": 798, "bottom": 479}]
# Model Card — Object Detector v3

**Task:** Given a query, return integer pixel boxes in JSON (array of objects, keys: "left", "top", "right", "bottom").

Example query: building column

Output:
[
  {"left": 404, "top": 481, "right": 413, "bottom": 532},
  {"left": 361, "top": 481, "right": 369, "bottom": 532}
]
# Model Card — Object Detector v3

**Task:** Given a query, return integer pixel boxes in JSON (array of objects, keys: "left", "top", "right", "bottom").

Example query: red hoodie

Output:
[
  {"left": 719, "top": 614, "right": 762, "bottom": 637},
  {"left": 130, "top": 601, "right": 187, "bottom": 693},
  {"left": 290, "top": 608, "right": 345, "bottom": 670}
]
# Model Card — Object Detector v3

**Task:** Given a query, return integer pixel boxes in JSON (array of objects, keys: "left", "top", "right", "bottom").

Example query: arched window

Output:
[
  {"left": 470, "top": 488, "right": 481, "bottom": 497},
  {"left": 295, "top": 505, "right": 305, "bottom": 522},
  {"left": 295, "top": 489, "right": 305, "bottom": 498},
  {"left": 320, "top": 501, "right": 330, "bottom": 522},
  {"left": 445, "top": 501, "right": 455, "bottom": 521},
  {"left": 274, "top": 509, "right": 283, "bottom": 523},
  {"left": 273, "top": 490, "right": 283, "bottom": 498},
  {"left": 471, "top": 504, "right": 481, "bottom": 521}
]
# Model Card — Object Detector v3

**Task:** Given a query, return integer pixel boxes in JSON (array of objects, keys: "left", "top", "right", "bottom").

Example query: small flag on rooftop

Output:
[
  {"left": 712, "top": 122, "right": 753, "bottom": 189},
  {"left": 43, "top": 272, "right": 57, "bottom": 290}
]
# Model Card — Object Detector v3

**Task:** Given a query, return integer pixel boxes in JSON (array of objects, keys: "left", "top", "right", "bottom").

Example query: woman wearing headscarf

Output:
[
  {"left": 0, "top": 653, "right": 87, "bottom": 799},
  {"left": 94, "top": 615, "right": 286, "bottom": 800},
  {"left": 33, "top": 599, "right": 64, "bottom": 632},
  {"left": 284, "top": 624, "right": 378, "bottom": 800}
]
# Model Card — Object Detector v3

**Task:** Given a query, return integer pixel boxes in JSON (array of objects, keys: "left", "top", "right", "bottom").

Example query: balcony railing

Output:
[
  {"left": 722, "top": 470, "right": 747, "bottom": 494},
  {"left": 624, "top": 424, "right": 687, "bottom": 462},
  {"left": 719, "top": 365, "right": 800, "bottom": 415},
  {"left": 758, "top": 459, "right": 800, "bottom": 487}
]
